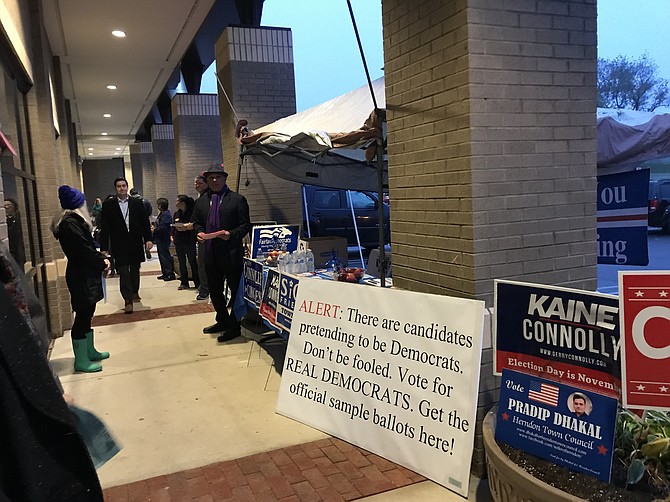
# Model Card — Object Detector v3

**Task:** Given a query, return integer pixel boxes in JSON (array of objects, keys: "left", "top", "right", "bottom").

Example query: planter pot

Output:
[{"left": 483, "top": 409, "right": 583, "bottom": 502}]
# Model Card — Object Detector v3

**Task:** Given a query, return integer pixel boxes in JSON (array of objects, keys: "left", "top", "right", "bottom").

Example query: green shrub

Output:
[{"left": 615, "top": 409, "right": 670, "bottom": 489}]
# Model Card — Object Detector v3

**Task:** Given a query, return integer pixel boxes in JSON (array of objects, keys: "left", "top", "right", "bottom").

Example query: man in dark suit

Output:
[
  {"left": 99, "top": 177, "right": 153, "bottom": 314},
  {"left": 192, "top": 164, "right": 250, "bottom": 342}
]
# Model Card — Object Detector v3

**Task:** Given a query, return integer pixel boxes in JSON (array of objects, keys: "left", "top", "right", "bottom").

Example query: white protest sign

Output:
[{"left": 276, "top": 280, "right": 485, "bottom": 497}]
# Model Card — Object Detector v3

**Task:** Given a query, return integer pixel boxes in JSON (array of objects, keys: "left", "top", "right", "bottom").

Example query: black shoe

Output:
[
  {"left": 163, "top": 275, "right": 176, "bottom": 281},
  {"left": 157, "top": 275, "right": 165, "bottom": 280},
  {"left": 196, "top": 293, "right": 209, "bottom": 301},
  {"left": 203, "top": 324, "right": 226, "bottom": 334},
  {"left": 217, "top": 327, "right": 241, "bottom": 343},
  {"left": 178, "top": 284, "right": 189, "bottom": 290}
]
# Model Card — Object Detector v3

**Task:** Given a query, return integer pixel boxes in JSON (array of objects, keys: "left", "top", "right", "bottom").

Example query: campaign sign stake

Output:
[
  {"left": 276, "top": 280, "right": 485, "bottom": 497},
  {"left": 619, "top": 271, "right": 670, "bottom": 410},
  {"left": 497, "top": 369, "right": 617, "bottom": 482}
]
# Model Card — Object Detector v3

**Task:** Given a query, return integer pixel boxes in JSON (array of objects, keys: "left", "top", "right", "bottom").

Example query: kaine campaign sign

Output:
[
  {"left": 250, "top": 224, "right": 300, "bottom": 259},
  {"left": 494, "top": 280, "right": 621, "bottom": 399},
  {"left": 597, "top": 170, "right": 649, "bottom": 266},
  {"left": 497, "top": 370, "right": 617, "bottom": 482},
  {"left": 619, "top": 272, "right": 670, "bottom": 410}
]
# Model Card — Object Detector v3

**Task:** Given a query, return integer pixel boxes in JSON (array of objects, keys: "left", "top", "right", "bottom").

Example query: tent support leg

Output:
[{"left": 346, "top": 190, "right": 365, "bottom": 269}]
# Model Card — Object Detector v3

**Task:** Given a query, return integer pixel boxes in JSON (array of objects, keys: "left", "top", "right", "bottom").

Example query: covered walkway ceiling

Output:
[{"left": 42, "top": 0, "right": 263, "bottom": 160}]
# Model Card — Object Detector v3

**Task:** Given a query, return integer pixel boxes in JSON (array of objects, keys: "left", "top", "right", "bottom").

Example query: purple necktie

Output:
[{"left": 205, "top": 192, "right": 221, "bottom": 258}]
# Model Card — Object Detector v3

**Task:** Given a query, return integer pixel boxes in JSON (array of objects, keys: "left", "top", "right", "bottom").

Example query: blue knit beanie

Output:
[{"left": 58, "top": 185, "right": 86, "bottom": 210}]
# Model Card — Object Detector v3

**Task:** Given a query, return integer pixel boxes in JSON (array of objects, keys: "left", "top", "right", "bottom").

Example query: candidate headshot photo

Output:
[{"left": 567, "top": 392, "right": 593, "bottom": 418}]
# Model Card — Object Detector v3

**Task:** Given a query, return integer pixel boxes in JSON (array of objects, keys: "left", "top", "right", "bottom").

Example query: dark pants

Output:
[
  {"left": 71, "top": 304, "right": 96, "bottom": 339},
  {"left": 157, "top": 240, "right": 174, "bottom": 277},
  {"left": 206, "top": 258, "right": 242, "bottom": 329},
  {"left": 118, "top": 262, "right": 141, "bottom": 303},
  {"left": 175, "top": 242, "right": 199, "bottom": 287},
  {"left": 197, "top": 241, "right": 209, "bottom": 296}
]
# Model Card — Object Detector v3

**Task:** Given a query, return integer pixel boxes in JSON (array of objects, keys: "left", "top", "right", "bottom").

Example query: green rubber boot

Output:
[
  {"left": 72, "top": 338, "right": 102, "bottom": 372},
  {"left": 85, "top": 330, "right": 109, "bottom": 361}
]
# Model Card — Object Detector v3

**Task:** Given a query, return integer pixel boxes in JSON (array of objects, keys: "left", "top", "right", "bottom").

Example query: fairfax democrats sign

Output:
[
  {"left": 596, "top": 169, "right": 649, "bottom": 266},
  {"left": 250, "top": 224, "right": 300, "bottom": 259}
]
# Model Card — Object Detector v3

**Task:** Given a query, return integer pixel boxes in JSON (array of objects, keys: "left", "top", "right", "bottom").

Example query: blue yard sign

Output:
[
  {"left": 250, "top": 224, "right": 300, "bottom": 259},
  {"left": 243, "top": 258, "right": 264, "bottom": 308},
  {"left": 496, "top": 369, "right": 617, "bottom": 482},
  {"left": 276, "top": 273, "right": 299, "bottom": 331},
  {"left": 597, "top": 169, "right": 649, "bottom": 266}
]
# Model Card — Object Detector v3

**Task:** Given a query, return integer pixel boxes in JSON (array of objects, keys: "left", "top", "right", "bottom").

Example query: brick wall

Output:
[
  {"left": 468, "top": 0, "right": 598, "bottom": 302},
  {"left": 383, "top": 0, "right": 597, "bottom": 305},
  {"left": 172, "top": 93, "right": 223, "bottom": 198},
  {"left": 140, "top": 143, "right": 157, "bottom": 205},
  {"left": 151, "top": 125, "right": 178, "bottom": 208},
  {"left": 129, "top": 143, "right": 144, "bottom": 195},
  {"left": 215, "top": 26, "right": 302, "bottom": 226}
]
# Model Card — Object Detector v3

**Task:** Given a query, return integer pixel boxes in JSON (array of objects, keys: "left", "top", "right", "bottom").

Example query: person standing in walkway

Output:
[
  {"left": 4, "top": 197, "right": 26, "bottom": 269},
  {"left": 193, "top": 174, "right": 210, "bottom": 300},
  {"left": 99, "top": 177, "right": 153, "bottom": 314},
  {"left": 173, "top": 194, "right": 199, "bottom": 290},
  {"left": 0, "top": 239, "right": 104, "bottom": 500},
  {"left": 52, "top": 185, "right": 110, "bottom": 373},
  {"left": 154, "top": 197, "right": 175, "bottom": 281},
  {"left": 192, "top": 164, "right": 250, "bottom": 342}
]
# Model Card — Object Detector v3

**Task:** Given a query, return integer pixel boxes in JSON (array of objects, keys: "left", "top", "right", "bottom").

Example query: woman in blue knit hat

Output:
[{"left": 52, "top": 185, "right": 111, "bottom": 372}]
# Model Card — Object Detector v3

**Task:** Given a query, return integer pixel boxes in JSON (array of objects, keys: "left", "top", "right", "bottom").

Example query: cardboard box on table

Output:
[{"left": 303, "top": 236, "right": 348, "bottom": 268}]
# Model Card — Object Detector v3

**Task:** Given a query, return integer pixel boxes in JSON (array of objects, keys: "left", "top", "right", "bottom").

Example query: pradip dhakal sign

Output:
[
  {"left": 494, "top": 280, "right": 621, "bottom": 399},
  {"left": 497, "top": 370, "right": 617, "bottom": 482}
]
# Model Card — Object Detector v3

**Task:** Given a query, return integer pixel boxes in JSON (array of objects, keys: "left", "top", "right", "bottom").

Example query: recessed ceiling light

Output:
[
  {"left": 106, "top": 85, "right": 117, "bottom": 90},
  {"left": 112, "top": 30, "right": 126, "bottom": 38},
  {"left": 88, "top": 153, "right": 93, "bottom": 156},
  {"left": 116, "top": 147, "right": 122, "bottom": 150},
  {"left": 103, "top": 113, "right": 111, "bottom": 118},
  {"left": 101, "top": 132, "right": 108, "bottom": 136},
  {"left": 88, "top": 147, "right": 93, "bottom": 151}
]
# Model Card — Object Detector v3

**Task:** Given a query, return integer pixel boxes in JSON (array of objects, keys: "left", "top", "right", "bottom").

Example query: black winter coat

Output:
[
  {"left": 55, "top": 213, "right": 107, "bottom": 312},
  {"left": 192, "top": 189, "right": 250, "bottom": 265},
  {"left": 99, "top": 196, "right": 152, "bottom": 266},
  {"left": 0, "top": 244, "right": 103, "bottom": 501}
]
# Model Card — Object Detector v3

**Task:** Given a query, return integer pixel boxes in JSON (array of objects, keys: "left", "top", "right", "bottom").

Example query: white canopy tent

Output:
[{"left": 237, "top": 77, "right": 390, "bottom": 278}]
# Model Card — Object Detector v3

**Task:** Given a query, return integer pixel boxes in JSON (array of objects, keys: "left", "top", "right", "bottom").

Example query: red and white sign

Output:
[{"left": 619, "top": 272, "right": 670, "bottom": 410}]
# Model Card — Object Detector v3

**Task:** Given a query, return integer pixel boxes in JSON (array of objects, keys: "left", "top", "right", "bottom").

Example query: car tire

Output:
[{"left": 662, "top": 217, "right": 670, "bottom": 234}]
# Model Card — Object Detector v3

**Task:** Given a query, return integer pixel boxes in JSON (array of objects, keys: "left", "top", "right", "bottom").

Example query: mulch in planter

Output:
[{"left": 498, "top": 441, "right": 670, "bottom": 502}]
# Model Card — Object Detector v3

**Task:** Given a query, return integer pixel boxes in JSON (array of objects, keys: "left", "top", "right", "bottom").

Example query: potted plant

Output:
[{"left": 483, "top": 407, "right": 670, "bottom": 502}]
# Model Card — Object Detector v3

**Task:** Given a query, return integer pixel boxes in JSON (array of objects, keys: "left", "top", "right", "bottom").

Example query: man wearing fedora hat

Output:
[{"left": 192, "top": 164, "right": 251, "bottom": 342}]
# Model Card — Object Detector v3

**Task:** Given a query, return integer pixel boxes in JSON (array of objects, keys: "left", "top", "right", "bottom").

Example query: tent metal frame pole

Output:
[
  {"left": 377, "top": 135, "right": 387, "bottom": 287},
  {"left": 346, "top": 190, "right": 366, "bottom": 269},
  {"left": 302, "top": 184, "right": 311, "bottom": 238},
  {"left": 236, "top": 145, "right": 243, "bottom": 193}
]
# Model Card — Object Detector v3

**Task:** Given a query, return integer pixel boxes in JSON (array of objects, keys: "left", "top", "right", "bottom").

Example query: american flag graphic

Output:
[{"left": 528, "top": 380, "right": 560, "bottom": 407}]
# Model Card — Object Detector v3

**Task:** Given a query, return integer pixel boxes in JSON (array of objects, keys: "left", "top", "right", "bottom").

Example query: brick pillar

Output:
[
  {"left": 172, "top": 94, "right": 222, "bottom": 197},
  {"left": 382, "top": 0, "right": 598, "bottom": 477},
  {"left": 139, "top": 142, "right": 157, "bottom": 204},
  {"left": 129, "top": 144, "right": 144, "bottom": 195},
  {"left": 215, "top": 26, "right": 302, "bottom": 225},
  {"left": 151, "top": 125, "right": 177, "bottom": 206}
]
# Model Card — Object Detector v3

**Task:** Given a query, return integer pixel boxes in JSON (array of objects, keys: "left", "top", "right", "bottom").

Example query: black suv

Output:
[
  {"left": 648, "top": 177, "right": 670, "bottom": 232},
  {"left": 302, "top": 185, "right": 390, "bottom": 249}
]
